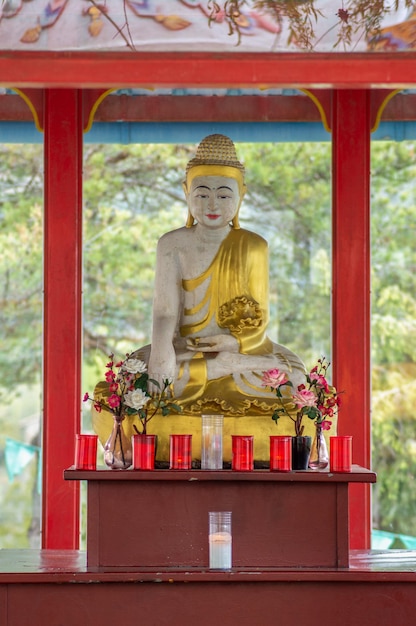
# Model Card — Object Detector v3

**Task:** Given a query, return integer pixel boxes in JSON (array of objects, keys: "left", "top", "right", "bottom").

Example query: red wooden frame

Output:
[
  {"left": 0, "top": 51, "right": 416, "bottom": 88},
  {"left": 1, "top": 49, "right": 415, "bottom": 550},
  {"left": 332, "top": 90, "right": 372, "bottom": 548},
  {"left": 43, "top": 89, "right": 83, "bottom": 548}
]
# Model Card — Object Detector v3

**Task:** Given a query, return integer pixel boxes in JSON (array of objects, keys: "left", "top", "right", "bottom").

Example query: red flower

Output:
[
  {"left": 321, "top": 420, "right": 332, "bottom": 431},
  {"left": 337, "top": 8, "right": 349, "bottom": 23},
  {"left": 108, "top": 394, "right": 121, "bottom": 409},
  {"left": 83, "top": 392, "right": 89, "bottom": 402},
  {"left": 105, "top": 370, "right": 116, "bottom": 382},
  {"left": 93, "top": 403, "right": 102, "bottom": 413},
  {"left": 109, "top": 383, "right": 118, "bottom": 393}
]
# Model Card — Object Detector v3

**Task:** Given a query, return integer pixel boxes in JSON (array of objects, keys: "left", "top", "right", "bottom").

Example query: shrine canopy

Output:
[{"left": 0, "top": 0, "right": 415, "bottom": 54}]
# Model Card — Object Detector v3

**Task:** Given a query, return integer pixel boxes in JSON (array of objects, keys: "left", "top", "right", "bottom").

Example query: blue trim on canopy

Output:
[{"left": 1, "top": 121, "right": 416, "bottom": 144}]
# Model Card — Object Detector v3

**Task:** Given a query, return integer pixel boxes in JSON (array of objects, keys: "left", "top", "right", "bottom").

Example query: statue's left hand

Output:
[{"left": 186, "top": 334, "right": 239, "bottom": 353}]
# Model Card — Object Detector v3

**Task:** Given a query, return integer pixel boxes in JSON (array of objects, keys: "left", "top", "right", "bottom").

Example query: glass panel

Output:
[
  {"left": 0, "top": 144, "right": 43, "bottom": 548},
  {"left": 371, "top": 140, "right": 416, "bottom": 548}
]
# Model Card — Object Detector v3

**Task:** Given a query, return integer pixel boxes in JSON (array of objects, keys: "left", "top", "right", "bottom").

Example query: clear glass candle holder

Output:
[
  {"left": 209, "top": 511, "right": 232, "bottom": 569},
  {"left": 201, "top": 414, "right": 223, "bottom": 470}
]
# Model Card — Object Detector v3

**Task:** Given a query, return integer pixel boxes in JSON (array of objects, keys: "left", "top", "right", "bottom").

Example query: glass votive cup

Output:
[
  {"left": 330, "top": 436, "right": 353, "bottom": 472},
  {"left": 74, "top": 434, "right": 98, "bottom": 470},
  {"left": 132, "top": 434, "right": 156, "bottom": 470},
  {"left": 231, "top": 435, "right": 254, "bottom": 471},
  {"left": 269, "top": 436, "right": 292, "bottom": 471},
  {"left": 169, "top": 434, "right": 192, "bottom": 470},
  {"left": 209, "top": 511, "right": 232, "bottom": 569},
  {"left": 201, "top": 414, "right": 223, "bottom": 470}
]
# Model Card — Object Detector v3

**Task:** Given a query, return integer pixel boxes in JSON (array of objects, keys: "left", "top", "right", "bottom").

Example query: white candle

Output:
[{"left": 209, "top": 531, "right": 232, "bottom": 569}]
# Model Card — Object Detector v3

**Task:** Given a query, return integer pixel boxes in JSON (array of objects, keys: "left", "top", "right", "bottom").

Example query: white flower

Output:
[
  {"left": 124, "top": 388, "right": 149, "bottom": 411},
  {"left": 122, "top": 358, "right": 147, "bottom": 375}
]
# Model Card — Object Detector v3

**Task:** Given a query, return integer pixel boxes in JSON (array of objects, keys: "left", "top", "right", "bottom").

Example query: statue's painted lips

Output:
[{"left": 206, "top": 214, "right": 220, "bottom": 219}]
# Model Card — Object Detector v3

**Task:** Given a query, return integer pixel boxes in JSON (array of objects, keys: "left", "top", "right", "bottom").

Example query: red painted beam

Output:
[
  {"left": 43, "top": 89, "right": 83, "bottom": 548},
  {"left": 0, "top": 51, "right": 416, "bottom": 89},
  {"left": 3, "top": 91, "right": 416, "bottom": 126},
  {"left": 92, "top": 94, "right": 321, "bottom": 123},
  {"left": 331, "top": 90, "right": 372, "bottom": 549}
]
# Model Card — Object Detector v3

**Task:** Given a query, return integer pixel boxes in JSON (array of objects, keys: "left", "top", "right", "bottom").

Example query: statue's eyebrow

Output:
[{"left": 194, "top": 185, "right": 233, "bottom": 191}]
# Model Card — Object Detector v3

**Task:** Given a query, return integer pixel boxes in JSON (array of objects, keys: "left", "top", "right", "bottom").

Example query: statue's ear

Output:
[
  {"left": 241, "top": 184, "right": 247, "bottom": 202},
  {"left": 183, "top": 181, "right": 195, "bottom": 228}
]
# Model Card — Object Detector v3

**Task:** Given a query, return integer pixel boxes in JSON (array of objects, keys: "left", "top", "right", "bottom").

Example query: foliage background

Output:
[{"left": 0, "top": 140, "right": 415, "bottom": 546}]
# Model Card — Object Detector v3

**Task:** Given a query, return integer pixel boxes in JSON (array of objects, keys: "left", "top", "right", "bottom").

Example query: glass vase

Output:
[
  {"left": 104, "top": 414, "right": 132, "bottom": 469},
  {"left": 308, "top": 426, "right": 329, "bottom": 470}
]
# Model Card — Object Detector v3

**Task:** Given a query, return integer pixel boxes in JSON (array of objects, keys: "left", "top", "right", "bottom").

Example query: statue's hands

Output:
[
  {"left": 186, "top": 334, "right": 239, "bottom": 353},
  {"left": 147, "top": 373, "right": 174, "bottom": 398},
  {"left": 147, "top": 343, "right": 176, "bottom": 397}
]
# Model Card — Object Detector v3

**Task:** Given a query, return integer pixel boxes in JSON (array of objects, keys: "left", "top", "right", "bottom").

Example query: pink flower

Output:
[
  {"left": 108, "top": 394, "right": 121, "bottom": 409},
  {"left": 320, "top": 420, "right": 332, "bottom": 431},
  {"left": 261, "top": 368, "right": 289, "bottom": 389},
  {"left": 83, "top": 392, "right": 89, "bottom": 402},
  {"left": 309, "top": 371, "right": 329, "bottom": 392},
  {"left": 93, "top": 403, "right": 102, "bottom": 413},
  {"left": 106, "top": 361, "right": 114, "bottom": 368},
  {"left": 109, "top": 382, "right": 118, "bottom": 393},
  {"left": 293, "top": 388, "right": 317, "bottom": 409}
]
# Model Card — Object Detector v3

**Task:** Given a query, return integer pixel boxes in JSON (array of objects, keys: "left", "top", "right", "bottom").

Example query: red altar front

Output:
[{"left": 65, "top": 466, "right": 376, "bottom": 569}]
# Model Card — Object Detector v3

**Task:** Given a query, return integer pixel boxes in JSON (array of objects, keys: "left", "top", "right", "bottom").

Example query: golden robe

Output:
[{"left": 172, "top": 228, "right": 305, "bottom": 416}]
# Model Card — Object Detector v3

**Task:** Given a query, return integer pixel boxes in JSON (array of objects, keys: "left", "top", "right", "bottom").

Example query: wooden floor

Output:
[
  {"left": 1, "top": 548, "right": 416, "bottom": 581},
  {"left": 1, "top": 550, "right": 416, "bottom": 625}
]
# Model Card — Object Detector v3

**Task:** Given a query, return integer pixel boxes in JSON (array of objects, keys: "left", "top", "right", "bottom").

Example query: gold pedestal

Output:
[{"left": 93, "top": 408, "right": 337, "bottom": 463}]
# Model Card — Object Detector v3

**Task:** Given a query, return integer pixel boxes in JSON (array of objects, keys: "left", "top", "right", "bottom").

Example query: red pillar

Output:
[
  {"left": 332, "top": 89, "right": 372, "bottom": 549},
  {"left": 43, "top": 89, "right": 83, "bottom": 548}
]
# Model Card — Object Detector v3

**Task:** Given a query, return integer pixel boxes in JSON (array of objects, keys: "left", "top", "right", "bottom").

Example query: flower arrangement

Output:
[
  {"left": 261, "top": 357, "right": 341, "bottom": 436},
  {"left": 83, "top": 353, "right": 181, "bottom": 435}
]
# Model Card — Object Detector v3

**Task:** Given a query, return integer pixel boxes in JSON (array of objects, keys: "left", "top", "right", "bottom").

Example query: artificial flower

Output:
[
  {"left": 261, "top": 357, "right": 341, "bottom": 436},
  {"left": 83, "top": 352, "right": 181, "bottom": 434}
]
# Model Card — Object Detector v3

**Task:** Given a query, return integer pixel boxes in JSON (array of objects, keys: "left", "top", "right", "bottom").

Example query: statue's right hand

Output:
[{"left": 147, "top": 373, "right": 173, "bottom": 397}]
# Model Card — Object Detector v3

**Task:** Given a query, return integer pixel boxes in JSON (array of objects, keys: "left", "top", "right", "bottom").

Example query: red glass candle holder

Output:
[
  {"left": 330, "top": 436, "right": 352, "bottom": 472},
  {"left": 169, "top": 434, "right": 192, "bottom": 470},
  {"left": 74, "top": 434, "right": 98, "bottom": 470},
  {"left": 269, "top": 436, "right": 292, "bottom": 471},
  {"left": 231, "top": 435, "right": 254, "bottom": 471},
  {"left": 132, "top": 434, "right": 156, "bottom": 470}
]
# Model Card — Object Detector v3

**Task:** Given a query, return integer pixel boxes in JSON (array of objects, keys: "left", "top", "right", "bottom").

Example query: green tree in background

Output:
[{"left": 0, "top": 140, "right": 416, "bottom": 545}]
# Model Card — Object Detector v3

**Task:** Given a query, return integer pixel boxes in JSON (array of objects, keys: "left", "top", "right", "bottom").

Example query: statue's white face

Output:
[{"left": 188, "top": 175, "right": 240, "bottom": 228}]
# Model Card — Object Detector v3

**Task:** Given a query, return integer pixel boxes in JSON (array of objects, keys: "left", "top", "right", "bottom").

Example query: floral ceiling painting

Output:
[{"left": 0, "top": 0, "right": 415, "bottom": 52}]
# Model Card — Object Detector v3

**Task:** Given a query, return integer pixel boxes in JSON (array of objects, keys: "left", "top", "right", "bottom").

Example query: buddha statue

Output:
[{"left": 93, "top": 134, "right": 328, "bottom": 462}]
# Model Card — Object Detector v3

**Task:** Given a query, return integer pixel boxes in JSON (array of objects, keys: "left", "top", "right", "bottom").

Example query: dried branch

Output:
[{"left": 84, "top": 0, "right": 136, "bottom": 51}]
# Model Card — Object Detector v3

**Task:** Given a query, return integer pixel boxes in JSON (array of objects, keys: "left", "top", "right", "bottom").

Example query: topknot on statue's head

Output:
[{"left": 186, "top": 134, "right": 245, "bottom": 175}]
